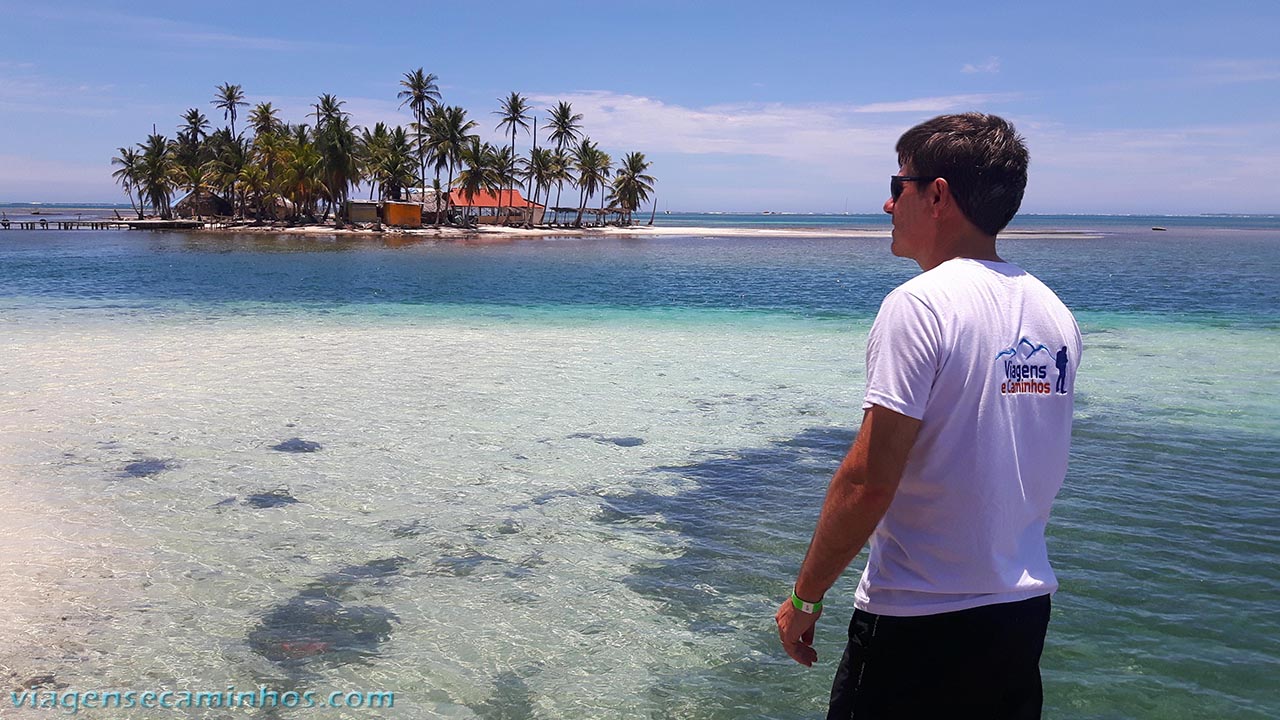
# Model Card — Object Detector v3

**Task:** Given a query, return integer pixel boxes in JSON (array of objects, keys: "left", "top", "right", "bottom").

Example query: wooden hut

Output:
[
  {"left": 346, "top": 200, "right": 379, "bottom": 223},
  {"left": 595, "top": 207, "right": 629, "bottom": 225},
  {"left": 174, "top": 189, "right": 232, "bottom": 218},
  {"left": 448, "top": 189, "right": 545, "bottom": 225},
  {"left": 383, "top": 201, "right": 422, "bottom": 228},
  {"left": 406, "top": 188, "right": 448, "bottom": 224},
  {"left": 266, "top": 196, "right": 295, "bottom": 220}
]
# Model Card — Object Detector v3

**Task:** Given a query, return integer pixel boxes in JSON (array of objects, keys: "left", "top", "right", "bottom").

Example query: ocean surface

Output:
[
  {"left": 0, "top": 219, "right": 1276, "bottom": 718},
  {"left": 5, "top": 203, "right": 1280, "bottom": 232}
]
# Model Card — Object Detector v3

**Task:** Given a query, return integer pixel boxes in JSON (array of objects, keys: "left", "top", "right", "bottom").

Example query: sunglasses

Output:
[{"left": 890, "top": 175, "right": 939, "bottom": 201}]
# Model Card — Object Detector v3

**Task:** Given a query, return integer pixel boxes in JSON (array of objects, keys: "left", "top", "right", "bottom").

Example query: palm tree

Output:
[
  {"left": 397, "top": 68, "right": 441, "bottom": 193},
  {"left": 180, "top": 108, "right": 211, "bottom": 142},
  {"left": 313, "top": 93, "right": 349, "bottom": 129},
  {"left": 358, "top": 123, "right": 416, "bottom": 202},
  {"left": 423, "top": 105, "right": 451, "bottom": 197},
  {"left": 137, "top": 133, "right": 176, "bottom": 219},
  {"left": 491, "top": 144, "right": 519, "bottom": 224},
  {"left": 455, "top": 139, "right": 502, "bottom": 223},
  {"left": 280, "top": 127, "right": 324, "bottom": 220},
  {"left": 522, "top": 147, "right": 557, "bottom": 227},
  {"left": 174, "top": 112, "right": 211, "bottom": 209},
  {"left": 312, "top": 96, "right": 349, "bottom": 206},
  {"left": 608, "top": 152, "right": 655, "bottom": 225},
  {"left": 237, "top": 163, "right": 269, "bottom": 219},
  {"left": 493, "top": 92, "right": 531, "bottom": 225},
  {"left": 426, "top": 105, "right": 478, "bottom": 224},
  {"left": 572, "top": 138, "right": 609, "bottom": 227},
  {"left": 378, "top": 126, "right": 418, "bottom": 201},
  {"left": 358, "top": 122, "right": 392, "bottom": 200},
  {"left": 545, "top": 148, "right": 573, "bottom": 224},
  {"left": 428, "top": 176, "right": 446, "bottom": 227},
  {"left": 206, "top": 129, "right": 249, "bottom": 216},
  {"left": 111, "top": 147, "right": 143, "bottom": 219},
  {"left": 250, "top": 127, "right": 289, "bottom": 206},
  {"left": 212, "top": 83, "right": 248, "bottom": 138},
  {"left": 171, "top": 128, "right": 206, "bottom": 194},
  {"left": 595, "top": 149, "right": 613, "bottom": 219},
  {"left": 313, "top": 95, "right": 359, "bottom": 220},
  {"left": 248, "top": 102, "right": 281, "bottom": 138},
  {"left": 546, "top": 101, "right": 583, "bottom": 216},
  {"left": 176, "top": 161, "right": 211, "bottom": 205}
]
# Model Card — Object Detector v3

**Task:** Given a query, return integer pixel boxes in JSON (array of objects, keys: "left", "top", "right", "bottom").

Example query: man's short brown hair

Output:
[{"left": 896, "top": 113, "right": 1028, "bottom": 236}]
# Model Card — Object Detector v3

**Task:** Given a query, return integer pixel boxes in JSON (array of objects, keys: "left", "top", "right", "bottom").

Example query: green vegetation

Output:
[{"left": 111, "top": 73, "right": 655, "bottom": 227}]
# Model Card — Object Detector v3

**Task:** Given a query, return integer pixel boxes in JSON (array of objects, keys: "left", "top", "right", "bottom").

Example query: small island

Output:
[{"left": 109, "top": 72, "right": 657, "bottom": 236}]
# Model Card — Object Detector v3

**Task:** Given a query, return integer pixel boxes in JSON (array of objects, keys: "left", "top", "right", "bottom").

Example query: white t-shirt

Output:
[{"left": 854, "top": 258, "right": 1082, "bottom": 616}]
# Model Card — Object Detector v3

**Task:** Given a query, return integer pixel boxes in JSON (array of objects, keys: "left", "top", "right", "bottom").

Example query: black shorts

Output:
[{"left": 827, "top": 594, "right": 1051, "bottom": 720}]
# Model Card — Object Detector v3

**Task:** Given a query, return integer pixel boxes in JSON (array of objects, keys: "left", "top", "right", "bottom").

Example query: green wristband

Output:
[{"left": 790, "top": 591, "right": 823, "bottom": 614}]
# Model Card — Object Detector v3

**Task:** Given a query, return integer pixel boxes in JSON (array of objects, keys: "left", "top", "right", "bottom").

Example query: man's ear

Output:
[{"left": 928, "top": 177, "right": 950, "bottom": 219}]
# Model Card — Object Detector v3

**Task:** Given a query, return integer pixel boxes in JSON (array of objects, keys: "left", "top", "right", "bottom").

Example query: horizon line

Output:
[{"left": 1, "top": 202, "right": 1276, "bottom": 219}]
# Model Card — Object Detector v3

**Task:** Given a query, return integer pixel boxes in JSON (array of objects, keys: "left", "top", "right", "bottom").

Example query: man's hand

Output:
[
  {"left": 775, "top": 406, "right": 920, "bottom": 669},
  {"left": 775, "top": 598, "right": 821, "bottom": 667}
]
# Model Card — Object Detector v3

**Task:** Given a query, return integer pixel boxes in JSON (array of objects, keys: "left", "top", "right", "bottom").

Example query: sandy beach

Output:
[{"left": 166, "top": 222, "right": 1104, "bottom": 241}]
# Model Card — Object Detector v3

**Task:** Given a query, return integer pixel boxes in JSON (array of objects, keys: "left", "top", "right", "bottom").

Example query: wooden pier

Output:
[
  {"left": 122, "top": 219, "right": 204, "bottom": 230},
  {"left": 0, "top": 218, "right": 204, "bottom": 230}
]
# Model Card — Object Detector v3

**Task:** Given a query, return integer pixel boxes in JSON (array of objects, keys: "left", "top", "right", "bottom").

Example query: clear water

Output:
[
  {"left": 649, "top": 211, "right": 1280, "bottom": 233},
  {"left": 0, "top": 225, "right": 1276, "bottom": 718}
]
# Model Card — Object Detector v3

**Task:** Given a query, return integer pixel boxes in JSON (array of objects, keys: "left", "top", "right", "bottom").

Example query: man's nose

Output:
[{"left": 883, "top": 197, "right": 894, "bottom": 215}]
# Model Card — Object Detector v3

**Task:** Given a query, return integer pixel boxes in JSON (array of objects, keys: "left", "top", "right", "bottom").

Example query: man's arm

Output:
[{"left": 775, "top": 404, "right": 921, "bottom": 666}]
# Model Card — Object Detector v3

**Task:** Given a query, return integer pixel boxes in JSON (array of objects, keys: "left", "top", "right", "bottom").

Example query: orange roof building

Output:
[
  {"left": 447, "top": 189, "right": 545, "bottom": 225},
  {"left": 447, "top": 189, "right": 543, "bottom": 209}
]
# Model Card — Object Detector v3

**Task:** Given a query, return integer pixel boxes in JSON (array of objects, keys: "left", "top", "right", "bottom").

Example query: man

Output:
[
  {"left": 775, "top": 113, "right": 1081, "bottom": 719},
  {"left": 1056, "top": 346, "right": 1071, "bottom": 394}
]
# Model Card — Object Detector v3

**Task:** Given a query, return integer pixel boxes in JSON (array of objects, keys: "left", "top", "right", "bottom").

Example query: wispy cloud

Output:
[
  {"left": 16, "top": 6, "right": 332, "bottom": 52},
  {"left": 153, "top": 28, "right": 320, "bottom": 52},
  {"left": 0, "top": 154, "right": 111, "bottom": 201},
  {"left": 1019, "top": 119, "right": 1280, "bottom": 212},
  {"left": 509, "top": 92, "right": 1278, "bottom": 212},
  {"left": 851, "top": 93, "right": 1018, "bottom": 113},
  {"left": 961, "top": 57, "right": 1001, "bottom": 74},
  {"left": 0, "top": 63, "right": 119, "bottom": 117},
  {"left": 0, "top": 99, "right": 117, "bottom": 118},
  {"left": 1189, "top": 59, "right": 1280, "bottom": 85},
  {"left": 526, "top": 91, "right": 905, "bottom": 168}
]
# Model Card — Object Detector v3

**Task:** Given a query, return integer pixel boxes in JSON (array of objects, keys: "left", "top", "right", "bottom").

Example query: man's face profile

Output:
[{"left": 886, "top": 165, "right": 928, "bottom": 262}]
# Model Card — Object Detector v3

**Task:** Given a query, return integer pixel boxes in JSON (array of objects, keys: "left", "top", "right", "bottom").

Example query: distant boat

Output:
[
  {"left": 1152, "top": 226, "right": 1167, "bottom": 231},
  {"left": 762, "top": 211, "right": 773, "bottom": 215}
]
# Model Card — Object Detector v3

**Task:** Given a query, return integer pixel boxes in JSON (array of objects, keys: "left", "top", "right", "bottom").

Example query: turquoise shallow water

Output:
[
  {"left": 650, "top": 211, "right": 1280, "bottom": 234},
  {"left": 0, "top": 225, "right": 1277, "bottom": 718}
]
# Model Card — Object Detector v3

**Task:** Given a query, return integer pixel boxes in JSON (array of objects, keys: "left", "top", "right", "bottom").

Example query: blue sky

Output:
[{"left": 1, "top": 0, "right": 1276, "bottom": 213}]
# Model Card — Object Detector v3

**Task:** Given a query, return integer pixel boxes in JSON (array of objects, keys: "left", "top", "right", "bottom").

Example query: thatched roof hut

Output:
[
  {"left": 175, "top": 189, "right": 232, "bottom": 218},
  {"left": 265, "top": 196, "right": 295, "bottom": 220},
  {"left": 405, "top": 188, "right": 448, "bottom": 213}
]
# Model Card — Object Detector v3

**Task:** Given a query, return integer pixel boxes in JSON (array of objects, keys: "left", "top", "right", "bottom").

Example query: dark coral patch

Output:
[
  {"left": 248, "top": 557, "right": 408, "bottom": 669},
  {"left": 121, "top": 458, "right": 176, "bottom": 477},
  {"left": 272, "top": 438, "right": 322, "bottom": 453},
  {"left": 243, "top": 489, "right": 301, "bottom": 508},
  {"left": 248, "top": 597, "right": 396, "bottom": 666},
  {"left": 568, "top": 432, "right": 645, "bottom": 447}
]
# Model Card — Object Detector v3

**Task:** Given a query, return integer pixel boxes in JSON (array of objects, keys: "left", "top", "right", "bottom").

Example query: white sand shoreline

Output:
[{"left": 178, "top": 223, "right": 1104, "bottom": 241}]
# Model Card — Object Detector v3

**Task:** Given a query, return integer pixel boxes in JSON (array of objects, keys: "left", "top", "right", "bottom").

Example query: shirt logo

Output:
[{"left": 995, "top": 338, "right": 1070, "bottom": 396}]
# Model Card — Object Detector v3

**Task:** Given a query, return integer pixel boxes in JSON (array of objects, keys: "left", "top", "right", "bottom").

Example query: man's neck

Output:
[{"left": 917, "top": 226, "right": 1002, "bottom": 271}]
